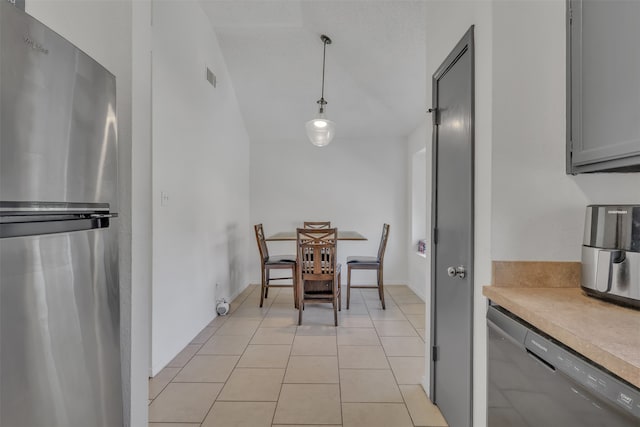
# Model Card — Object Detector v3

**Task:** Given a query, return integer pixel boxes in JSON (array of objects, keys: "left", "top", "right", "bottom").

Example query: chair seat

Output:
[
  {"left": 265, "top": 255, "right": 297, "bottom": 264},
  {"left": 346, "top": 223, "right": 389, "bottom": 311},
  {"left": 255, "top": 223, "right": 298, "bottom": 309},
  {"left": 347, "top": 256, "right": 379, "bottom": 266}
]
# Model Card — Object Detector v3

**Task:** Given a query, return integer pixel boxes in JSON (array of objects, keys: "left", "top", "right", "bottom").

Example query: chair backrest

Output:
[
  {"left": 254, "top": 224, "right": 269, "bottom": 262},
  {"left": 303, "top": 221, "right": 331, "bottom": 229},
  {"left": 377, "top": 223, "right": 390, "bottom": 262},
  {"left": 297, "top": 228, "right": 338, "bottom": 281}
]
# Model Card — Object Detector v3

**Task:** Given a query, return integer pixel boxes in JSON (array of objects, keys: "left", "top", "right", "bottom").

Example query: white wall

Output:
[
  {"left": 491, "top": 0, "right": 640, "bottom": 263},
  {"left": 407, "top": 122, "right": 429, "bottom": 301},
  {"left": 24, "top": 1, "right": 139, "bottom": 425},
  {"left": 424, "top": 3, "right": 493, "bottom": 427},
  {"left": 249, "top": 136, "right": 408, "bottom": 287},
  {"left": 151, "top": 1, "right": 251, "bottom": 375},
  {"left": 130, "top": 1, "right": 152, "bottom": 426}
]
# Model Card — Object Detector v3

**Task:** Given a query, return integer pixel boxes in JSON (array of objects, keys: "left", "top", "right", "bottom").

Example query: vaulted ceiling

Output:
[{"left": 200, "top": 0, "right": 428, "bottom": 144}]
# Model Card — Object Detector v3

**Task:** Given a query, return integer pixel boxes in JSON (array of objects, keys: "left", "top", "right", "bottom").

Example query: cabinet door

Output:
[{"left": 567, "top": 0, "right": 640, "bottom": 173}]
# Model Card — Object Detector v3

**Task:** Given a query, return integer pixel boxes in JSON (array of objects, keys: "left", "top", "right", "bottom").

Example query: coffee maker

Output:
[{"left": 581, "top": 205, "right": 640, "bottom": 308}]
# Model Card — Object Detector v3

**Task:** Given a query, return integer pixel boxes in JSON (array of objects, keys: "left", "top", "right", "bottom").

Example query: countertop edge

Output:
[{"left": 482, "top": 286, "right": 640, "bottom": 389}]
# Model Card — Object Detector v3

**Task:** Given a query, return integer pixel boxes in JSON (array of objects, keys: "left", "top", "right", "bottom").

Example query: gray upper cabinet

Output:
[{"left": 567, "top": 0, "right": 640, "bottom": 174}]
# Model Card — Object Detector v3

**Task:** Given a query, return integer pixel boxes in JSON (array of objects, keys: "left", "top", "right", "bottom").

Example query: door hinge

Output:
[
  {"left": 432, "top": 345, "right": 439, "bottom": 362},
  {"left": 433, "top": 228, "right": 438, "bottom": 245},
  {"left": 427, "top": 108, "right": 440, "bottom": 126},
  {"left": 568, "top": 6, "right": 573, "bottom": 25}
]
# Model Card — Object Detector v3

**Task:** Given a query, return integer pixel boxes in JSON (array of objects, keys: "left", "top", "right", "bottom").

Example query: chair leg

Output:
[
  {"left": 333, "top": 296, "right": 338, "bottom": 326},
  {"left": 338, "top": 271, "right": 342, "bottom": 311},
  {"left": 260, "top": 267, "right": 266, "bottom": 308},
  {"left": 379, "top": 267, "right": 386, "bottom": 310},
  {"left": 292, "top": 265, "right": 298, "bottom": 309},
  {"left": 346, "top": 265, "right": 351, "bottom": 309},
  {"left": 264, "top": 269, "right": 270, "bottom": 299}
]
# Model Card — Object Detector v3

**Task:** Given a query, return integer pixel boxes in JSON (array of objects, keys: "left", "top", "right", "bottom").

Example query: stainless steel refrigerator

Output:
[{"left": 0, "top": 2, "right": 123, "bottom": 426}]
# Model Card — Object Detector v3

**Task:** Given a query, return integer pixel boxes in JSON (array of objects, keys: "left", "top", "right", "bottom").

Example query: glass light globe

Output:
[{"left": 305, "top": 114, "right": 335, "bottom": 147}]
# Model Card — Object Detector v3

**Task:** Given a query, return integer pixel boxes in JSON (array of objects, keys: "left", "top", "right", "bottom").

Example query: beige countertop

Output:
[{"left": 483, "top": 286, "right": 640, "bottom": 389}]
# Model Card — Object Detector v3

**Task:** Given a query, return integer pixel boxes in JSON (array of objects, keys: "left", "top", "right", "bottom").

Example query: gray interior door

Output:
[{"left": 430, "top": 26, "right": 475, "bottom": 427}]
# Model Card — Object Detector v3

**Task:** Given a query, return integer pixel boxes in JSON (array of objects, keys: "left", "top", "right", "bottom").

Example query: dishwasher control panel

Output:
[{"left": 525, "top": 330, "right": 640, "bottom": 418}]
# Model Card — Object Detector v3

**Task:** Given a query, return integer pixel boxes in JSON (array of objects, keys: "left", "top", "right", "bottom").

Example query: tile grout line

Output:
[
  {"left": 149, "top": 303, "right": 233, "bottom": 406},
  {"left": 384, "top": 292, "right": 411, "bottom": 425},
  {"left": 388, "top": 290, "right": 423, "bottom": 427},
  {"left": 270, "top": 287, "right": 296, "bottom": 427},
  {"left": 212, "top": 289, "right": 279, "bottom": 423},
  {"left": 337, "top": 288, "right": 358, "bottom": 426},
  {"left": 161, "top": 286, "right": 262, "bottom": 425},
  {"left": 150, "top": 286, "right": 430, "bottom": 427}
]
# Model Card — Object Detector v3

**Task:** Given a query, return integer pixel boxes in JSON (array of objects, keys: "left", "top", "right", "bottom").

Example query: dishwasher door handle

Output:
[
  {"left": 487, "top": 319, "right": 526, "bottom": 349},
  {"left": 526, "top": 349, "right": 557, "bottom": 373}
]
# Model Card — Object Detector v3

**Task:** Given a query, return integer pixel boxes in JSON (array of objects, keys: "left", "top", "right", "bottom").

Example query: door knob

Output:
[{"left": 447, "top": 265, "right": 466, "bottom": 279}]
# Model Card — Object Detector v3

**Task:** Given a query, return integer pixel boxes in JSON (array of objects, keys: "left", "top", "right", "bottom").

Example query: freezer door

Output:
[
  {"left": 0, "top": 2, "right": 118, "bottom": 209},
  {"left": 0, "top": 227, "right": 122, "bottom": 427}
]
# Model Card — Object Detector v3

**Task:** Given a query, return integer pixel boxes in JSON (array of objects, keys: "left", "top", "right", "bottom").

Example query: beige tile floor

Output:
[{"left": 148, "top": 285, "right": 448, "bottom": 427}]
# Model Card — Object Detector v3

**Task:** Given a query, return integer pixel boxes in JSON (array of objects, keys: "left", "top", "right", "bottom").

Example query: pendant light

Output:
[{"left": 306, "top": 34, "right": 335, "bottom": 147}]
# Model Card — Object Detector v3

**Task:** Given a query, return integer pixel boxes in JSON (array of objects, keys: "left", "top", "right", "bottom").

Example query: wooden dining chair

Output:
[
  {"left": 302, "top": 222, "right": 332, "bottom": 261},
  {"left": 296, "top": 228, "right": 341, "bottom": 326},
  {"left": 303, "top": 221, "right": 331, "bottom": 229},
  {"left": 346, "top": 223, "right": 390, "bottom": 310},
  {"left": 254, "top": 224, "right": 297, "bottom": 308}
]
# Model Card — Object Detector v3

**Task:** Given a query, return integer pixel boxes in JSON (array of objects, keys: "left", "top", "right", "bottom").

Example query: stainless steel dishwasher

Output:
[{"left": 488, "top": 304, "right": 640, "bottom": 426}]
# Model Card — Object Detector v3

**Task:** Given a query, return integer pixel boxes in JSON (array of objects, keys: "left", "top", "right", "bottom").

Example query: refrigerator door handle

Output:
[
  {"left": 89, "top": 213, "right": 118, "bottom": 219},
  {"left": 0, "top": 216, "right": 114, "bottom": 239}
]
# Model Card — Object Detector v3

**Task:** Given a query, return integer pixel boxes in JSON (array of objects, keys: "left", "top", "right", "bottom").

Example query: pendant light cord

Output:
[
  {"left": 317, "top": 35, "right": 331, "bottom": 113},
  {"left": 320, "top": 38, "right": 327, "bottom": 105}
]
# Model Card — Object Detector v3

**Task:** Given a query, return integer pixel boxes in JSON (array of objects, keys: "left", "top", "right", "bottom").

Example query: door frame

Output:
[{"left": 429, "top": 25, "right": 475, "bottom": 413}]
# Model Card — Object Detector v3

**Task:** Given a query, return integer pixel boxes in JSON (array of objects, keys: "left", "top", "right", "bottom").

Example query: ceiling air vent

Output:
[{"left": 206, "top": 67, "right": 216, "bottom": 88}]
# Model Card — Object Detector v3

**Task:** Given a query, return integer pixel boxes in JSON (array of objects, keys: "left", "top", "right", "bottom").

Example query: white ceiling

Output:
[{"left": 200, "top": 0, "right": 428, "bottom": 144}]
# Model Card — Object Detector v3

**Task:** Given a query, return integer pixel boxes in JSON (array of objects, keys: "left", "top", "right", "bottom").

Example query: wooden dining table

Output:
[{"left": 265, "top": 230, "right": 367, "bottom": 241}]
